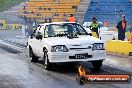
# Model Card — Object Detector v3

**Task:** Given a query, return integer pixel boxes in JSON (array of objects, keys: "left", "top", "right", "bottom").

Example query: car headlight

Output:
[
  {"left": 51, "top": 45, "right": 69, "bottom": 52},
  {"left": 92, "top": 43, "right": 105, "bottom": 50}
]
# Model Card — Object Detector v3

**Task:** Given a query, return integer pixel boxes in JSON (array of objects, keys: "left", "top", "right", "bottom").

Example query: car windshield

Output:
[{"left": 46, "top": 23, "right": 88, "bottom": 37}]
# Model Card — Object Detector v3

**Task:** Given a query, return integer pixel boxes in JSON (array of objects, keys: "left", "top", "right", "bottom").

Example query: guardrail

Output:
[{"left": 106, "top": 40, "right": 132, "bottom": 56}]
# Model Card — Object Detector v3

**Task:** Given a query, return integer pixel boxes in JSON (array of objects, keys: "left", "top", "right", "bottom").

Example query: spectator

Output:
[
  {"left": 48, "top": 8, "right": 51, "bottom": 10},
  {"left": 54, "top": 13, "right": 59, "bottom": 16},
  {"left": 54, "top": 13, "right": 57, "bottom": 16},
  {"left": 72, "top": 5, "right": 77, "bottom": 11},
  {"left": 116, "top": 16, "right": 127, "bottom": 41},
  {"left": 37, "top": 13, "right": 42, "bottom": 16},
  {"left": 74, "top": 6, "right": 77, "bottom": 11},
  {"left": 28, "top": 24, "right": 34, "bottom": 37},
  {"left": 67, "top": 14, "right": 76, "bottom": 22},
  {"left": 24, "top": 11, "right": 28, "bottom": 14},
  {"left": 23, "top": 6, "right": 26, "bottom": 10},
  {"left": 24, "top": 15, "right": 28, "bottom": 24},
  {"left": 52, "top": 12, "right": 54, "bottom": 17},
  {"left": 45, "top": 17, "right": 52, "bottom": 23},
  {"left": 63, "top": 18, "right": 67, "bottom": 22},
  {"left": 33, "top": 19, "right": 38, "bottom": 27},
  {"left": 39, "top": 7, "right": 42, "bottom": 10},
  {"left": 28, "top": 18, "right": 33, "bottom": 26},
  {"left": 44, "top": 8, "right": 46, "bottom": 10},
  {"left": 63, "top": 13, "right": 67, "bottom": 17},
  {"left": 89, "top": 17, "right": 100, "bottom": 38},
  {"left": 31, "top": 11, "right": 34, "bottom": 14},
  {"left": 22, "top": 25, "right": 28, "bottom": 37}
]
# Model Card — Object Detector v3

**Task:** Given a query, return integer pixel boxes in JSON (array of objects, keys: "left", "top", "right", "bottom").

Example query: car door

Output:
[
  {"left": 33, "top": 26, "right": 44, "bottom": 57},
  {"left": 29, "top": 26, "right": 41, "bottom": 55}
]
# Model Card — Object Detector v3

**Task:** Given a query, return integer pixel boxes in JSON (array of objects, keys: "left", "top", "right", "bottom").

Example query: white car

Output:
[
  {"left": 27, "top": 22, "right": 106, "bottom": 70},
  {"left": 83, "top": 22, "right": 108, "bottom": 33},
  {"left": 83, "top": 22, "right": 118, "bottom": 40}
]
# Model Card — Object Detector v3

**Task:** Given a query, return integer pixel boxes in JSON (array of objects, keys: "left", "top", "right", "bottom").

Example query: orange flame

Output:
[{"left": 78, "top": 66, "right": 86, "bottom": 76}]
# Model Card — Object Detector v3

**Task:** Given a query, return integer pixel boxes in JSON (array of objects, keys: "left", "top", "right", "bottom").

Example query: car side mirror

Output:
[
  {"left": 30, "top": 35, "right": 33, "bottom": 39},
  {"left": 36, "top": 34, "right": 42, "bottom": 40}
]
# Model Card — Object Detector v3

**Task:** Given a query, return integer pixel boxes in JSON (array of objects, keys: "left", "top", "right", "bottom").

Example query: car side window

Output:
[{"left": 34, "top": 26, "right": 43, "bottom": 39}]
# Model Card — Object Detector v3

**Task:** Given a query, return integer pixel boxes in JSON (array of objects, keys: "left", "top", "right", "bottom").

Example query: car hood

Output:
[{"left": 44, "top": 35, "right": 103, "bottom": 46}]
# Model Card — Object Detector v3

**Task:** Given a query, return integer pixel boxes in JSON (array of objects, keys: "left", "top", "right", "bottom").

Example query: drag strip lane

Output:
[{"left": 0, "top": 40, "right": 132, "bottom": 88}]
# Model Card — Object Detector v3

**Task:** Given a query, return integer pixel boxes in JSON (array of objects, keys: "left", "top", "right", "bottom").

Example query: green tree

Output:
[
  {"left": 0, "top": 0, "right": 23, "bottom": 12},
  {"left": 0, "top": 0, "right": 5, "bottom": 11}
]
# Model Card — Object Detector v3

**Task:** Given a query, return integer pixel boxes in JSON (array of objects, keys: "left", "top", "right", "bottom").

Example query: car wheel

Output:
[
  {"left": 43, "top": 51, "right": 52, "bottom": 70},
  {"left": 91, "top": 60, "right": 103, "bottom": 70},
  {"left": 29, "top": 47, "right": 32, "bottom": 58},
  {"left": 29, "top": 47, "right": 38, "bottom": 62}
]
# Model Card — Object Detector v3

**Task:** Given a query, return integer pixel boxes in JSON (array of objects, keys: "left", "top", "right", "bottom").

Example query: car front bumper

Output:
[{"left": 48, "top": 50, "right": 106, "bottom": 63}]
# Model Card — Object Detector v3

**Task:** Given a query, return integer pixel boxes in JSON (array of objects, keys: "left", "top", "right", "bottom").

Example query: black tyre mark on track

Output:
[
  {"left": 0, "top": 43, "right": 21, "bottom": 54},
  {"left": 3, "top": 40, "right": 27, "bottom": 48}
]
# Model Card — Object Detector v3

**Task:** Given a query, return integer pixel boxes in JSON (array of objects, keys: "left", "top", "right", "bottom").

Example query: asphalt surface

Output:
[{"left": 0, "top": 29, "right": 132, "bottom": 88}]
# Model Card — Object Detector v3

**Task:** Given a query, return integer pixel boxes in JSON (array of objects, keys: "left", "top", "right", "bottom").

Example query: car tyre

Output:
[
  {"left": 91, "top": 60, "right": 103, "bottom": 70},
  {"left": 29, "top": 47, "right": 38, "bottom": 62},
  {"left": 43, "top": 51, "right": 52, "bottom": 70}
]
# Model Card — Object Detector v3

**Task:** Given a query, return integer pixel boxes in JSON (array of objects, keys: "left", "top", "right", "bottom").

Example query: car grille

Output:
[{"left": 69, "top": 46, "right": 92, "bottom": 50}]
